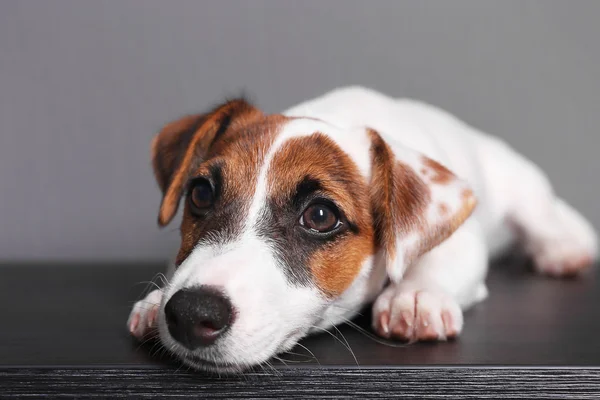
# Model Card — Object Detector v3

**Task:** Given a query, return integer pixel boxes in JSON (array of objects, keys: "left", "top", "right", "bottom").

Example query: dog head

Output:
[{"left": 152, "top": 98, "right": 476, "bottom": 372}]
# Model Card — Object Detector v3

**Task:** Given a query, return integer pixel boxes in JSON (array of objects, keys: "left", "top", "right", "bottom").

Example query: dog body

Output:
[{"left": 128, "top": 87, "right": 597, "bottom": 372}]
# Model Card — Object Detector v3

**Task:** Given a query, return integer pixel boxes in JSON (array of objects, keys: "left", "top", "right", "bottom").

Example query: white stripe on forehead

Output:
[{"left": 245, "top": 117, "right": 372, "bottom": 230}]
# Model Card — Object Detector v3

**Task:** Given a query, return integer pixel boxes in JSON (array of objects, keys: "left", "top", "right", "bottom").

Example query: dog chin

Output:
[
  {"left": 178, "top": 350, "right": 278, "bottom": 374},
  {"left": 173, "top": 329, "right": 310, "bottom": 374}
]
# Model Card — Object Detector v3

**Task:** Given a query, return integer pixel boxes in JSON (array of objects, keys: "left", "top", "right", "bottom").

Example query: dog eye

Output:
[
  {"left": 189, "top": 179, "right": 214, "bottom": 211},
  {"left": 300, "top": 204, "right": 341, "bottom": 233}
]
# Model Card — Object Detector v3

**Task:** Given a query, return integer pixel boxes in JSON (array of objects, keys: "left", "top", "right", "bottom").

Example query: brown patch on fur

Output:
[
  {"left": 152, "top": 99, "right": 262, "bottom": 226},
  {"left": 267, "top": 133, "right": 375, "bottom": 296},
  {"left": 173, "top": 115, "right": 287, "bottom": 265},
  {"left": 151, "top": 99, "right": 291, "bottom": 265},
  {"left": 310, "top": 235, "right": 374, "bottom": 296},
  {"left": 405, "top": 184, "right": 477, "bottom": 268},
  {"left": 202, "top": 114, "right": 287, "bottom": 207},
  {"left": 368, "top": 129, "right": 477, "bottom": 270},
  {"left": 151, "top": 114, "right": 203, "bottom": 194},
  {"left": 393, "top": 161, "right": 432, "bottom": 233},
  {"left": 368, "top": 129, "right": 431, "bottom": 262},
  {"left": 423, "top": 157, "right": 454, "bottom": 185}
]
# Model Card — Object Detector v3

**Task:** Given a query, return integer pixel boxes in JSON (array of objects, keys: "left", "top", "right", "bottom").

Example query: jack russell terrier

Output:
[{"left": 128, "top": 86, "right": 597, "bottom": 372}]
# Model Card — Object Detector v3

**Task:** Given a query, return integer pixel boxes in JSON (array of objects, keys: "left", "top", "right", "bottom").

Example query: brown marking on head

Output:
[
  {"left": 368, "top": 128, "right": 477, "bottom": 277},
  {"left": 152, "top": 99, "right": 264, "bottom": 226},
  {"left": 368, "top": 129, "right": 431, "bottom": 262},
  {"left": 151, "top": 99, "right": 291, "bottom": 265},
  {"left": 393, "top": 161, "right": 432, "bottom": 234},
  {"left": 310, "top": 234, "right": 374, "bottom": 296},
  {"left": 202, "top": 114, "right": 288, "bottom": 209},
  {"left": 151, "top": 114, "right": 203, "bottom": 194},
  {"left": 264, "top": 133, "right": 375, "bottom": 296},
  {"left": 173, "top": 115, "right": 288, "bottom": 265},
  {"left": 423, "top": 157, "right": 454, "bottom": 185}
]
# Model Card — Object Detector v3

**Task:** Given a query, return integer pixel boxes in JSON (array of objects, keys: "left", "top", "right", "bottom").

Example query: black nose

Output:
[{"left": 164, "top": 286, "right": 234, "bottom": 349}]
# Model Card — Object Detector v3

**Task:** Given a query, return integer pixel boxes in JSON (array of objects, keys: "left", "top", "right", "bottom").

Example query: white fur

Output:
[
  {"left": 166, "top": 238, "right": 326, "bottom": 371},
  {"left": 288, "top": 86, "right": 597, "bottom": 341},
  {"left": 129, "top": 86, "right": 597, "bottom": 368}
]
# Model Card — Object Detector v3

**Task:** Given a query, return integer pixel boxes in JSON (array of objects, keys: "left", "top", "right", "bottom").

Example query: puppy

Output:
[{"left": 128, "top": 86, "right": 597, "bottom": 372}]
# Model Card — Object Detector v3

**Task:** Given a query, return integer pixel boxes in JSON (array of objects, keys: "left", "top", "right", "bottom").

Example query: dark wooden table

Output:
[{"left": 1, "top": 255, "right": 599, "bottom": 398}]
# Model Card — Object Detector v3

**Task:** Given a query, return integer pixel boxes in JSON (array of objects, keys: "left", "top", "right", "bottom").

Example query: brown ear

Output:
[
  {"left": 368, "top": 129, "right": 477, "bottom": 282},
  {"left": 152, "top": 99, "right": 261, "bottom": 226}
]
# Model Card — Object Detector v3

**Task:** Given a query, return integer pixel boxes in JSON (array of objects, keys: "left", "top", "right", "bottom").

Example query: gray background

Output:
[{"left": 1, "top": 1, "right": 598, "bottom": 261}]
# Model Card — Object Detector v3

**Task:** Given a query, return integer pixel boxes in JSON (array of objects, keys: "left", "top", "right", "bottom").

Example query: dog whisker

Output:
[
  {"left": 339, "top": 317, "right": 417, "bottom": 347},
  {"left": 310, "top": 324, "right": 358, "bottom": 366},
  {"left": 138, "top": 331, "right": 160, "bottom": 347},
  {"left": 282, "top": 350, "right": 315, "bottom": 358},
  {"left": 330, "top": 322, "right": 359, "bottom": 366},
  {"left": 135, "top": 280, "right": 161, "bottom": 292},
  {"left": 273, "top": 356, "right": 288, "bottom": 366},
  {"left": 155, "top": 272, "right": 169, "bottom": 287},
  {"left": 263, "top": 360, "right": 281, "bottom": 376},
  {"left": 275, "top": 355, "right": 312, "bottom": 364},
  {"left": 148, "top": 340, "right": 165, "bottom": 358},
  {"left": 293, "top": 341, "right": 320, "bottom": 365}
]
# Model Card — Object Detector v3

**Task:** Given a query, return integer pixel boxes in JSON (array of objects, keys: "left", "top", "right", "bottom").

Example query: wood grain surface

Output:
[
  {"left": 1, "top": 368, "right": 600, "bottom": 399},
  {"left": 1, "top": 254, "right": 599, "bottom": 397}
]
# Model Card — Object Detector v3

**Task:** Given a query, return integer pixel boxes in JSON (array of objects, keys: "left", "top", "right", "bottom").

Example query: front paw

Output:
[
  {"left": 372, "top": 285, "right": 463, "bottom": 342},
  {"left": 127, "top": 289, "right": 163, "bottom": 341}
]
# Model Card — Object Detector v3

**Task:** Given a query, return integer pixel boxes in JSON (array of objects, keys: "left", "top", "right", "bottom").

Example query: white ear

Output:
[{"left": 368, "top": 129, "right": 477, "bottom": 283}]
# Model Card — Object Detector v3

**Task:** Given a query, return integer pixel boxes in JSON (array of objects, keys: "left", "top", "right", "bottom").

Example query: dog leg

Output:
[
  {"left": 512, "top": 193, "right": 598, "bottom": 277},
  {"left": 127, "top": 289, "right": 163, "bottom": 341},
  {"left": 372, "top": 220, "right": 488, "bottom": 341},
  {"left": 475, "top": 133, "right": 598, "bottom": 276},
  {"left": 483, "top": 139, "right": 599, "bottom": 276}
]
